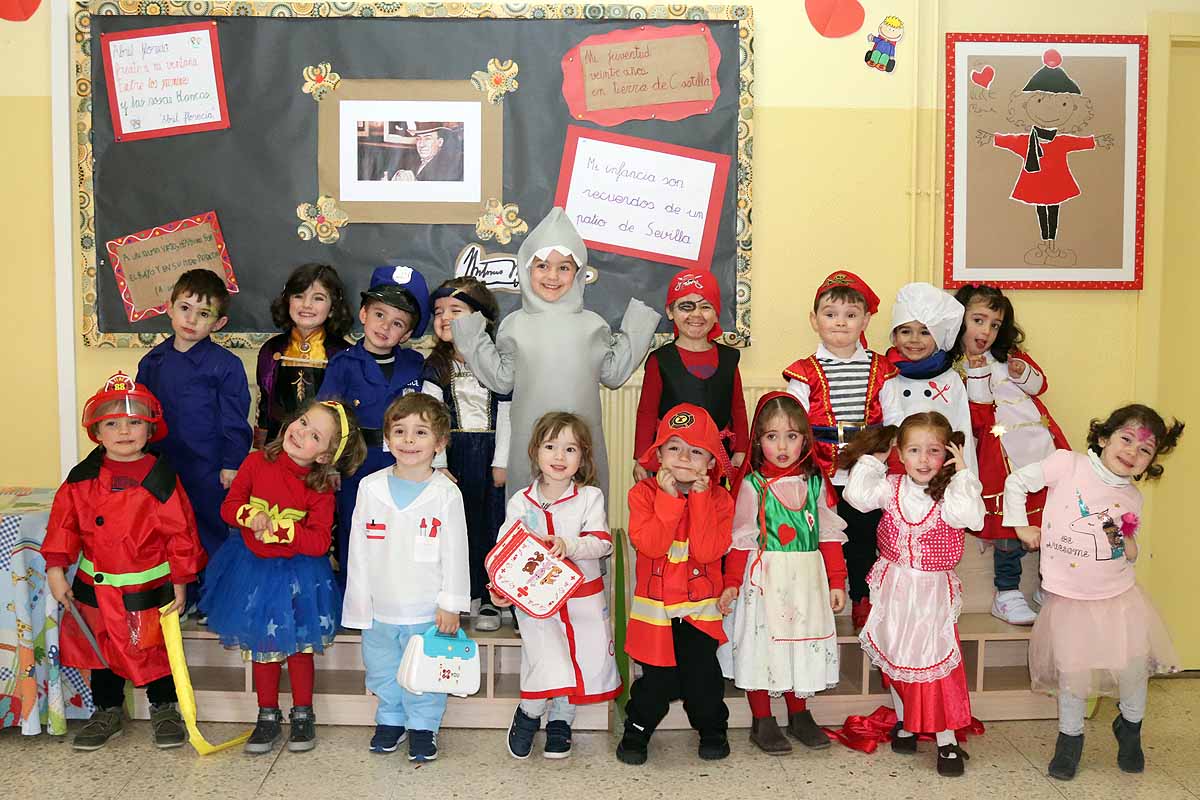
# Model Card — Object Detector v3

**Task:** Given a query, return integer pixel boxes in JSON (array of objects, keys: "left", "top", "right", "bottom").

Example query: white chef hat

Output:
[{"left": 889, "top": 282, "right": 965, "bottom": 352}]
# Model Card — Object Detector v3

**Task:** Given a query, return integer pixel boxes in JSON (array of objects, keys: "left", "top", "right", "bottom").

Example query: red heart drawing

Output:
[
  {"left": 804, "top": 0, "right": 865, "bottom": 39},
  {"left": 778, "top": 523, "right": 798, "bottom": 547},
  {"left": 970, "top": 65, "right": 995, "bottom": 89}
]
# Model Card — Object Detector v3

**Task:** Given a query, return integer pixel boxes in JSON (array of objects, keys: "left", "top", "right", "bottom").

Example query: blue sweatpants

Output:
[{"left": 362, "top": 621, "right": 448, "bottom": 732}]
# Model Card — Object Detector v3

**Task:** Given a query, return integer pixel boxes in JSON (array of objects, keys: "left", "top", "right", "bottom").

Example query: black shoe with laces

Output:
[
  {"left": 287, "top": 705, "right": 317, "bottom": 752},
  {"left": 937, "top": 743, "right": 970, "bottom": 777},
  {"left": 507, "top": 706, "right": 540, "bottom": 759},
  {"left": 543, "top": 720, "right": 572, "bottom": 759},
  {"left": 244, "top": 707, "right": 283, "bottom": 755}
]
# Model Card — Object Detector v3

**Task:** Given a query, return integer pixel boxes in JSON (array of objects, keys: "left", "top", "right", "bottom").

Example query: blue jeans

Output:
[
  {"left": 362, "top": 621, "right": 448, "bottom": 731},
  {"left": 992, "top": 538, "right": 1025, "bottom": 591}
]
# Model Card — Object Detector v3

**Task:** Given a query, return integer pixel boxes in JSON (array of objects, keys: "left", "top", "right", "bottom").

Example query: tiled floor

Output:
[{"left": 5, "top": 677, "right": 1198, "bottom": 799}]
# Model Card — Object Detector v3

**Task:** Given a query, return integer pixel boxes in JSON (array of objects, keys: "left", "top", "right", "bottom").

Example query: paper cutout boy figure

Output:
[
  {"left": 865, "top": 16, "right": 903, "bottom": 73},
  {"left": 975, "top": 49, "right": 1115, "bottom": 267}
]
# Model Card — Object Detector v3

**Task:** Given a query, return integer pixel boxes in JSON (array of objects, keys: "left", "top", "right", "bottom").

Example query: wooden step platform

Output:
[{"left": 125, "top": 612, "right": 1051, "bottom": 730}]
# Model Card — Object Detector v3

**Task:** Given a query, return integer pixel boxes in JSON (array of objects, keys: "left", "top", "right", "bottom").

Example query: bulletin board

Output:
[{"left": 72, "top": 2, "right": 755, "bottom": 348}]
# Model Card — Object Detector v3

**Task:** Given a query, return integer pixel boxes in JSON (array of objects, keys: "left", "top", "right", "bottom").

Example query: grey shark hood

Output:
[{"left": 516, "top": 207, "right": 588, "bottom": 315}]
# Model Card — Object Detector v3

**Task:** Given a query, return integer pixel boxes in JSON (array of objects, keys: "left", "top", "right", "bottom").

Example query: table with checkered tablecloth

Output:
[{"left": 0, "top": 488, "right": 92, "bottom": 735}]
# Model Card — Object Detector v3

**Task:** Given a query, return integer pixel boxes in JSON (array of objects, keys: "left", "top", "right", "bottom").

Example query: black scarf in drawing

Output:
[{"left": 1024, "top": 126, "right": 1057, "bottom": 173}]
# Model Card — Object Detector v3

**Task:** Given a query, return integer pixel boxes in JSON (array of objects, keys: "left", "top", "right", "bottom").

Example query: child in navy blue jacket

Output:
[
  {"left": 318, "top": 265, "right": 440, "bottom": 581},
  {"left": 137, "top": 270, "right": 252, "bottom": 590}
]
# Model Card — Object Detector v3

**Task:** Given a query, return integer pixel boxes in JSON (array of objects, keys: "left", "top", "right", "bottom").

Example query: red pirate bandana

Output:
[
  {"left": 814, "top": 270, "right": 880, "bottom": 314},
  {"left": 638, "top": 403, "right": 732, "bottom": 481},
  {"left": 666, "top": 268, "right": 723, "bottom": 341}
]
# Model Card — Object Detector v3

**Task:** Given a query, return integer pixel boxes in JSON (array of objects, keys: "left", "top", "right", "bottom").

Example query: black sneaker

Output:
[
  {"left": 287, "top": 705, "right": 317, "bottom": 752},
  {"left": 937, "top": 743, "right": 970, "bottom": 777},
  {"left": 72, "top": 708, "right": 124, "bottom": 751},
  {"left": 408, "top": 729, "right": 438, "bottom": 762},
  {"left": 507, "top": 706, "right": 540, "bottom": 759},
  {"left": 544, "top": 720, "right": 572, "bottom": 759},
  {"left": 698, "top": 730, "right": 730, "bottom": 760},
  {"left": 244, "top": 707, "right": 283, "bottom": 754},
  {"left": 616, "top": 720, "right": 650, "bottom": 765},
  {"left": 369, "top": 724, "right": 407, "bottom": 753},
  {"left": 890, "top": 721, "right": 917, "bottom": 754},
  {"left": 150, "top": 702, "right": 186, "bottom": 749}
]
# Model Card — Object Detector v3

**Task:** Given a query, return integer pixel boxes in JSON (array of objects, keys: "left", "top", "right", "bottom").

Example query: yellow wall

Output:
[{"left": 2, "top": 1, "right": 1196, "bottom": 660}]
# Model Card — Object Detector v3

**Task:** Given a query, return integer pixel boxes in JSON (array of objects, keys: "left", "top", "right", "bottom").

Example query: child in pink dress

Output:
[{"left": 1003, "top": 403, "right": 1183, "bottom": 781}]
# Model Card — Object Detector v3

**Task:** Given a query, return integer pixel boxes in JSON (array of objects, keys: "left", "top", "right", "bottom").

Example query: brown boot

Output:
[
  {"left": 787, "top": 710, "right": 832, "bottom": 749},
  {"left": 750, "top": 716, "right": 792, "bottom": 755}
]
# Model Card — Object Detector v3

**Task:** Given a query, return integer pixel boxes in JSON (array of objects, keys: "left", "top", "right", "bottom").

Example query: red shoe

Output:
[{"left": 851, "top": 598, "right": 872, "bottom": 630}]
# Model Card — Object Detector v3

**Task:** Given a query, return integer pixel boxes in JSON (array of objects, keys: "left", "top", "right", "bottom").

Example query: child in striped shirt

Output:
[{"left": 783, "top": 271, "right": 900, "bottom": 630}]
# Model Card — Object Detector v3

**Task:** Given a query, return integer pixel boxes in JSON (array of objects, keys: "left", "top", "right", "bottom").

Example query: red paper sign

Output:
[
  {"left": 105, "top": 211, "right": 238, "bottom": 323},
  {"left": 561, "top": 23, "right": 721, "bottom": 127},
  {"left": 101, "top": 22, "right": 230, "bottom": 142},
  {"left": 554, "top": 125, "right": 730, "bottom": 270}
]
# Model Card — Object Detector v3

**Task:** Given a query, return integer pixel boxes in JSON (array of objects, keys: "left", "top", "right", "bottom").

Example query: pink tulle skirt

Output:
[{"left": 1029, "top": 584, "right": 1179, "bottom": 699}]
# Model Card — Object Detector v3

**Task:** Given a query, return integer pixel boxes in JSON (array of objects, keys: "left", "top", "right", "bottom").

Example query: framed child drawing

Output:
[{"left": 944, "top": 34, "right": 1147, "bottom": 290}]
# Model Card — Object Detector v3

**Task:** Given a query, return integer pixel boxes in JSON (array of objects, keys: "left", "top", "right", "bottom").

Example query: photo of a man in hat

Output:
[{"left": 389, "top": 121, "right": 464, "bottom": 183}]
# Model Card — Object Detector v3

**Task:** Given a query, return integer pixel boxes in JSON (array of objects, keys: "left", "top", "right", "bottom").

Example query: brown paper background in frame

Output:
[
  {"left": 581, "top": 34, "right": 714, "bottom": 112},
  {"left": 112, "top": 220, "right": 226, "bottom": 318},
  {"left": 965, "top": 55, "right": 1127, "bottom": 272},
  {"left": 318, "top": 79, "right": 503, "bottom": 225}
]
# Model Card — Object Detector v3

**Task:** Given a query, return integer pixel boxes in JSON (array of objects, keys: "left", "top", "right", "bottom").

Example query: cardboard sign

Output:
[
  {"left": 101, "top": 22, "right": 230, "bottom": 142},
  {"left": 485, "top": 520, "right": 584, "bottom": 619},
  {"left": 562, "top": 23, "right": 722, "bottom": 126},
  {"left": 581, "top": 34, "right": 713, "bottom": 111},
  {"left": 554, "top": 126, "right": 730, "bottom": 269},
  {"left": 106, "top": 211, "right": 238, "bottom": 323}
]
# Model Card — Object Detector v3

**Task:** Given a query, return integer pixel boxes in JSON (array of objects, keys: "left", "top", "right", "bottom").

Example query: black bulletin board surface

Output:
[{"left": 78, "top": 4, "right": 753, "bottom": 347}]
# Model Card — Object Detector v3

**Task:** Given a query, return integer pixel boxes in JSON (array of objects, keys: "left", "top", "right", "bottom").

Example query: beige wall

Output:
[{"left": 2, "top": 0, "right": 1196, "bottom": 661}]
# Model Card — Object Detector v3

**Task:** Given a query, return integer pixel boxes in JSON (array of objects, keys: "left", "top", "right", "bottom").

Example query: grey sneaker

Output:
[
  {"left": 474, "top": 603, "right": 502, "bottom": 632},
  {"left": 150, "top": 703, "right": 186, "bottom": 749},
  {"left": 73, "top": 708, "right": 124, "bottom": 751}
]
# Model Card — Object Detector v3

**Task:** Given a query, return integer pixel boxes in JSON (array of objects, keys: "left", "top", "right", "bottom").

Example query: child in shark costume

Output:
[{"left": 452, "top": 208, "right": 661, "bottom": 499}]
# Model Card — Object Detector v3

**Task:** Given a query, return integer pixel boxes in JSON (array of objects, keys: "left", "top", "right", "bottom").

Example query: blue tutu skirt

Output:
[{"left": 199, "top": 534, "right": 341, "bottom": 661}]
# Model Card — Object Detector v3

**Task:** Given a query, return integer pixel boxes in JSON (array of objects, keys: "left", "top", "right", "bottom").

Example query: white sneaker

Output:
[
  {"left": 991, "top": 590, "right": 1037, "bottom": 626},
  {"left": 474, "top": 603, "right": 502, "bottom": 632}
]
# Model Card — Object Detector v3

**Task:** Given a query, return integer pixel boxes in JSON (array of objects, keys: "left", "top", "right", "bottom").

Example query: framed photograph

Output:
[
  {"left": 318, "top": 80, "right": 502, "bottom": 224},
  {"left": 944, "top": 34, "right": 1147, "bottom": 290}
]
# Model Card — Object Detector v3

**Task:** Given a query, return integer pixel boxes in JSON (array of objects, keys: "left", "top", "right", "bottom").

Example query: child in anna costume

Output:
[
  {"left": 783, "top": 271, "right": 900, "bottom": 630},
  {"left": 43, "top": 373, "right": 206, "bottom": 751}
]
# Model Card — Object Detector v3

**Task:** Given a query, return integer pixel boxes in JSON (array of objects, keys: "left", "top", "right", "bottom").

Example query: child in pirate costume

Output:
[
  {"left": 634, "top": 268, "right": 749, "bottom": 482},
  {"left": 43, "top": 373, "right": 206, "bottom": 751},
  {"left": 783, "top": 271, "right": 900, "bottom": 630},
  {"left": 452, "top": 207, "right": 661, "bottom": 502},
  {"left": 618, "top": 404, "right": 735, "bottom": 766}
]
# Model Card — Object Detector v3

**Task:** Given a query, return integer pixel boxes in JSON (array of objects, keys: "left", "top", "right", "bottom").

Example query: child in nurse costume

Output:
[{"left": 492, "top": 412, "right": 621, "bottom": 760}]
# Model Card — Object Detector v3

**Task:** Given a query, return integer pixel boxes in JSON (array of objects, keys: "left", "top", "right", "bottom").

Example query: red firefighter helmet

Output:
[{"left": 81, "top": 371, "right": 167, "bottom": 444}]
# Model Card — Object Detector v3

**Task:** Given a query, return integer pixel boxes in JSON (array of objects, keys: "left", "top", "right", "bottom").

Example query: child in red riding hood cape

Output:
[
  {"left": 43, "top": 372, "right": 206, "bottom": 752},
  {"left": 618, "top": 404, "right": 735, "bottom": 766}
]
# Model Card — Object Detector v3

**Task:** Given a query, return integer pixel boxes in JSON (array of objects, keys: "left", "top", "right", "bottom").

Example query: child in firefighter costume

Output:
[
  {"left": 618, "top": 404, "right": 735, "bottom": 766},
  {"left": 44, "top": 373, "right": 207, "bottom": 751}
]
